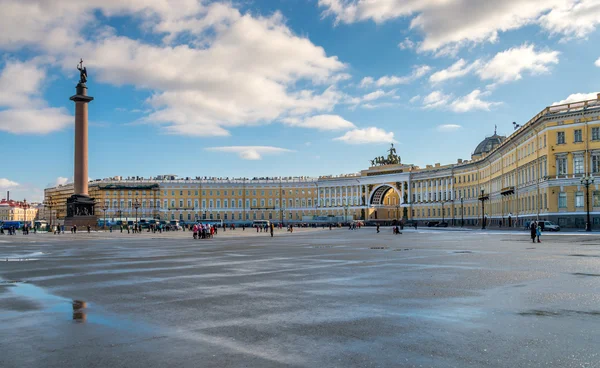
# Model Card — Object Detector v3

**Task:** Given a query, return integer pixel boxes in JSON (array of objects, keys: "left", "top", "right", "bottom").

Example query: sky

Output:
[{"left": 1, "top": 0, "right": 600, "bottom": 202}]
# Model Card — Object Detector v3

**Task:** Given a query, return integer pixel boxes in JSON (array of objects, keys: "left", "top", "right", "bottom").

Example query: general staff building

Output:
[{"left": 44, "top": 95, "right": 600, "bottom": 229}]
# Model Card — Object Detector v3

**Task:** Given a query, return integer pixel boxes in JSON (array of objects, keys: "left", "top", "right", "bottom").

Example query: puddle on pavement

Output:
[
  {"left": 398, "top": 306, "right": 483, "bottom": 324},
  {"left": 2, "top": 281, "right": 144, "bottom": 329},
  {"left": 519, "top": 309, "right": 600, "bottom": 317},
  {"left": 370, "top": 247, "right": 389, "bottom": 250},
  {"left": 572, "top": 272, "right": 600, "bottom": 277},
  {"left": 2, "top": 251, "right": 46, "bottom": 262},
  {"left": 453, "top": 251, "right": 473, "bottom": 254},
  {"left": 393, "top": 248, "right": 413, "bottom": 251}
]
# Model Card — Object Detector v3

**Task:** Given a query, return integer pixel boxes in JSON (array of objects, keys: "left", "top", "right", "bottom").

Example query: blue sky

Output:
[{"left": 1, "top": 0, "right": 600, "bottom": 202}]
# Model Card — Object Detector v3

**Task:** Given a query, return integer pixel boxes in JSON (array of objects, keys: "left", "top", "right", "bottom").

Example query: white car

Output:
[{"left": 541, "top": 221, "right": 560, "bottom": 231}]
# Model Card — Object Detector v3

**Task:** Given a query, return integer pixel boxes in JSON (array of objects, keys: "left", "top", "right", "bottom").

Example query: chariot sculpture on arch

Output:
[{"left": 370, "top": 143, "right": 401, "bottom": 166}]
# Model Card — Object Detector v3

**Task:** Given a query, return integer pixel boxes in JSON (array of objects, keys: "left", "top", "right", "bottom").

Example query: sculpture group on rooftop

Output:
[{"left": 370, "top": 144, "right": 401, "bottom": 166}]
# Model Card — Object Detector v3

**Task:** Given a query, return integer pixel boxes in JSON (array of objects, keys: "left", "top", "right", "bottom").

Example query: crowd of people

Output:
[{"left": 192, "top": 223, "right": 218, "bottom": 239}]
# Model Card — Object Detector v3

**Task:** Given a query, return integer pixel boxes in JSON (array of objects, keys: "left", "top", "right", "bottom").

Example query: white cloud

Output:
[
  {"left": 449, "top": 90, "right": 501, "bottom": 112},
  {"left": 359, "top": 77, "right": 375, "bottom": 88},
  {"left": 398, "top": 37, "right": 415, "bottom": 50},
  {"left": 539, "top": 0, "right": 600, "bottom": 40},
  {"left": 421, "top": 89, "right": 500, "bottom": 112},
  {"left": 334, "top": 127, "right": 396, "bottom": 144},
  {"left": 429, "top": 59, "right": 481, "bottom": 84},
  {"left": 362, "top": 90, "right": 386, "bottom": 101},
  {"left": 0, "top": 107, "right": 72, "bottom": 134},
  {"left": 423, "top": 91, "right": 452, "bottom": 109},
  {"left": 436, "top": 124, "right": 462, "bottom": 132},
  {"left": 0, "top": 60, "right": 72, "bottom": 134},
  {"left": 282, "top": 114, "right": 355, "bottom": 130},
  {"left": 0, "top": 1, "right": 348, "bottom": 136},
  {"left": 360, "top": 102, "right": 398, "bottom": 109},
  {"left": 319, "top": 0, "right": 598, "bottom": 54},
  {"left": 360, "top": 65, "right": 431, "bottom": 88},
  {"left": 596, "top": 57, "right": 600, "bottom": 67},
  {"left": 0, "top": 178, "right": 44, "bottom": 202},
  {"left": 429, "top": 45, "right": 559, "bottom": 86},
  {"left": 0, "top": 60, "right": 47, "bottom": 108},
  {"left": 476, "top": 44, "right": 559, "bottom": 84},
  {"left": 54, "top": 177, "right": 70, "bottom": 186},
  {"left": 205, "top": 146, "right": 294, "bottom": 160},
  {"left": 0, "top": 178, "right": 19, "bottom": 189},
  {"left": 553, "top": 92, "right": 600, "bottom": 105},
  {"left": 409, "top": 95, "right": 421, "bottom": 104}
]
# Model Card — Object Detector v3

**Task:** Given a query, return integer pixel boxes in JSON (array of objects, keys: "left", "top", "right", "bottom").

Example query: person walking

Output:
[
  {"left": 270, "top": 223, "right": 274, "bottom": 237},
  {"left": 376, "top": 224, "right": 380, "bottom": 233},
  {"left": 536, "top": 222, "right": 542, "bottom": 243},
  {"left": 530, "top": 221, "right": 537, "bottom": 243}
]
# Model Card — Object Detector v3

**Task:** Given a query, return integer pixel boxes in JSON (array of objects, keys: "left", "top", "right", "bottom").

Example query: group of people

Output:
[
  {"left": 1, "top": 226, "right": 18, "bottom": 235},
  {"left": 529, "top": 221, "right": 543, "bottom": 243},
  {"left": 192, "top": 223, "right": 218, "bottom": 239}
]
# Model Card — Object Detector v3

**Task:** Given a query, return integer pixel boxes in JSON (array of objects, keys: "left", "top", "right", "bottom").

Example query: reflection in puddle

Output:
[
  {"left": 3, "top": 281, "right": 151, "bottom": 331},
  {"left": 72, "top": 300, "right": 87, "bottom": 322}
]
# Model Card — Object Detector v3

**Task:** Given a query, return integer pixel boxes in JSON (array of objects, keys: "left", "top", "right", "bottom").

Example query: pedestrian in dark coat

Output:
[{"left": 530, "top": 221, "right": 537, "bottom": 243}]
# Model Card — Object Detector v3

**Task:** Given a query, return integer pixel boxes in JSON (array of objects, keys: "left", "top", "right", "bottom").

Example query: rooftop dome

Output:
[{"left": 473, "top": 127, "right": 505, "bottom": 157}]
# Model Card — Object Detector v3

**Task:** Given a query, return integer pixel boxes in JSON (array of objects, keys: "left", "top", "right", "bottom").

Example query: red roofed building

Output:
[{"left": 0, "top": 199, "right": 38, "bottom": 222}]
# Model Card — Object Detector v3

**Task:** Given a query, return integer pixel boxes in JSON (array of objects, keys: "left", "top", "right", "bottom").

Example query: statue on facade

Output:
[{"left": 77, "top": 58, "right": 87, "bottom": 85}]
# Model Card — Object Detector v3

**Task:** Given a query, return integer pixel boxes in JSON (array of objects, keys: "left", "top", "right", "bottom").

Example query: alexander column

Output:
[{"left": 65, "top": 59, "right": 96, "bottom": 228}]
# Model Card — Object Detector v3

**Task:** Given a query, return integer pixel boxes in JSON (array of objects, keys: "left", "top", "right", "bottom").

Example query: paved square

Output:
[{"left": 1, "top": 228, "right": 599, "bottom": 367}]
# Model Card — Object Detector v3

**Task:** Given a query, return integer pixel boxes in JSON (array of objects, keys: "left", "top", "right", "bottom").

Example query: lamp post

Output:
[
  {"left": 581, "top": 175, "right": 594, "bottom": 232},
  {"left": 134, "top": 199, "right": 140, "bottom": 226},
  {"left": 461, "top": 196, "right": 464, "bottom": 228},
  {"left": 344, "top": 203, "right": 349, "bottom": 223},
  {"left": 479, "top": 188, "right": 489, "bottom": 230},
  {"left": 44, "top": 195, "right": 54, "bottom": 231},
  {"left": 101, "top": 203, "right": 108, "bottom": 229},
  {"left": 441, "top": 201, "right": 446, "bottom": 224}
]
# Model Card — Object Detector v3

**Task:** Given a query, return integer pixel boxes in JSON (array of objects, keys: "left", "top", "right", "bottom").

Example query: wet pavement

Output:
[{"left": 1, "top": 228, "right": 600, "bottom": 367}]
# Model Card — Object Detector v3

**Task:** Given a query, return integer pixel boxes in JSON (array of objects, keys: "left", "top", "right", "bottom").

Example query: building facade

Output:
[
  {"left": 0, "top": 199, "right": 38, "bottom": 222},
  {"left": 44, "top": 95, "right": 600, "bottom": 229}
]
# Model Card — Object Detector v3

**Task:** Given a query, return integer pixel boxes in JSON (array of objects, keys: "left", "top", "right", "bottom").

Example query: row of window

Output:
[{"left": 556, "top": 127, "right": 600, "bottom": 144}]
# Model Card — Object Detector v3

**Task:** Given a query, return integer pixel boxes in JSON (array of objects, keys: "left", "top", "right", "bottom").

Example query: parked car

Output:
[
  {"left": 524, "top": 220, "right": 560, "bottom": 231},
  {"left": 434, "top": 222, "right": 449, "bottom": 227},
  {"left": 426, "top": 221, "right": 439, "bottom": 227},
  {"left": 540, "top": 221, "right": 560, "bottom": 231}
]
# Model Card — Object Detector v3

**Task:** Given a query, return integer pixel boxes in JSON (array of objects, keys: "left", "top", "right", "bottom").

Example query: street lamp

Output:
[
  {"left": 460, "top": 196, "right": 464, "bottom": 228},
  {"left": 479, "top": 188, "right": 489, "bottom": 230},
  {"left": 44, "top": 195, "right": 55, "bottom": 231},
  {"left": 441, "top": 201, "right": 446, "bottom": 224},
  {"left": 344, "top": 203, "right": 350, "bottom": 223},
  {"left": 134, "top": 199, "right": 140, "bottom": 226},
  {"left": 101, "top": 203, "right": 108, "bottom": 229},
  {"left": 581, "top": 175, "right": 594, "bottom": 232}
]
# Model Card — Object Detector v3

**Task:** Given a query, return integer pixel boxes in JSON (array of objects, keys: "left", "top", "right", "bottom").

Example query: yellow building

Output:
[
  {"left": 0, "top": 199, "right": 38, "bottom": 223},
  {"left": 44, "top": 95, "right": 600, "bottom": 229}
]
